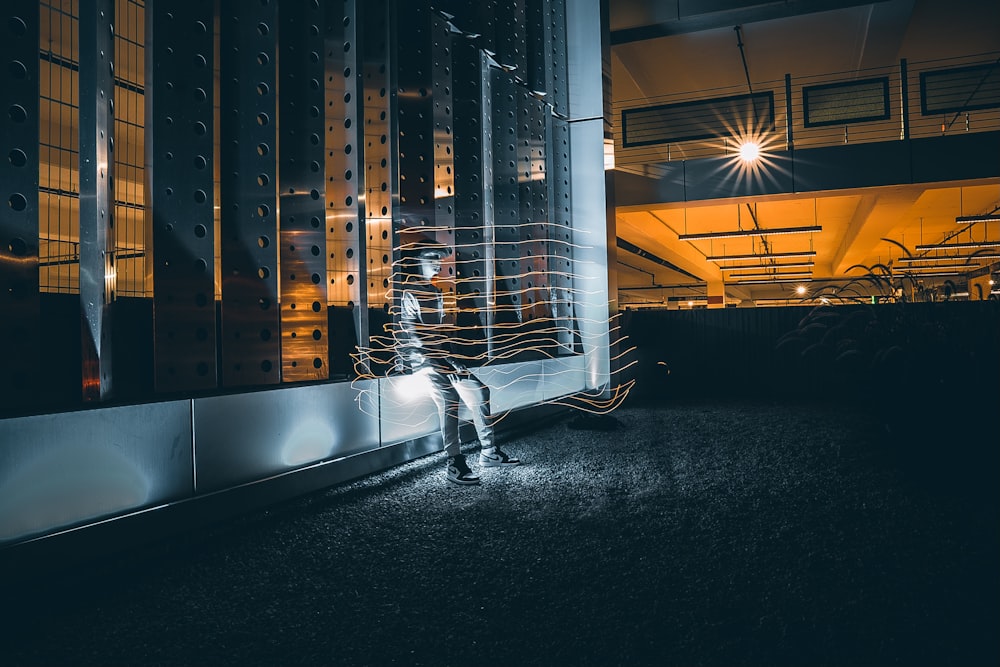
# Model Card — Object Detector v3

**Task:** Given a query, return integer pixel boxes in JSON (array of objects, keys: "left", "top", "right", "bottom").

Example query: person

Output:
[{"left": 396, "top": 238, "right": 521, "bottom": 485}]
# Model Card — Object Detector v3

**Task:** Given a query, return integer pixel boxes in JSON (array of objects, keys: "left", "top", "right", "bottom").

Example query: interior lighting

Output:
[
  {"left": 728, "top": 277, "right": 812, "bottom": 285},
  {"left": 678, "top": 225, "right": 822, "bottom": 241},
  {"left": 707, "top": 250, "right": 817, "bottom": 262},
  {"left": 892, "top": 261, "right": 970, "bottom": 271},
  {"left": 739, "top": 141, "right": 760, "bottom": 163},
  {"left": 795, "top": 285, "right": 807, "bottom": 295},
  {"left": 955, "top": 214, "right": 1000, "bottom": 224},
  {"left": 725, "top": 271, "right": 813, "bottom": 280},
  {"left": 895, "top": 252, "right": 1000, "bottom": 262},
  {"left": 914, "top": 241, "right": 1000, "bottom": 251},
  {"left": 721, "top": 261, "right": 815, "bottom": 272}
]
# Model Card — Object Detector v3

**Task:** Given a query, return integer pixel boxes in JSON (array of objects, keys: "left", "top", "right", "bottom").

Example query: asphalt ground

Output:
[{"left": 3, "top": 399, "right": 998, "bottom": 667}]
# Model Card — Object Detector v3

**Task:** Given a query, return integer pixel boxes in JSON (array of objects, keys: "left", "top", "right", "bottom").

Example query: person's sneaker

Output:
[
  {"left": 479, "top": 446, "right": 521, "bottom": 468},
  {"left": 446, "top": 454, "right": 480, "bottom": 485}
]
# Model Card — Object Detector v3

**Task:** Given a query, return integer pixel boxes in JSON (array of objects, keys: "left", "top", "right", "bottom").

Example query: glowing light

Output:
[
  {"left": 795, "top": 285, "right": 807, "bottom": 295},
  {"left": 280, "top": 418, "right": 336, "bottom": 466},
  {"left": 738, "top": 141, "right": 760, "bottom": 163}
]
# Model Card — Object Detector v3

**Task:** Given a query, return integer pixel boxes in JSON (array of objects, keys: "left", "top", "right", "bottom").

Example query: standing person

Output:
[{"left": 397, "top": 238, "right": 521, "bottom": 485}]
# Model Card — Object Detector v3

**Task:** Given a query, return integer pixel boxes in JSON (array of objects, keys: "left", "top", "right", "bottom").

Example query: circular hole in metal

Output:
[
  {"left": 257, "top": 82, "right": 269, "bottom": 96},
  {"left": 8, "top": 193, "right": 27, "bottom": 211},
  {"left": 312, "top": 301, "right": 322, "bottom": 312},
  {"left": 313, "top": 357, "right": 323, "bottom": 369},
  {"left": 9, "top": 60, "right": 27, "bottom": 79},
  {"left": 9, "top": 149, "right": 27, "bottom": 167},
  {"left": 7, "top": 237, "right": 27, "bottom": 256},
  {"left": 9, "top": 17, "right": 28, "bottom": 36},
  {"left": 9, "top": 104, "right": 27, "bottom": 123},
  {"left": 346, "top": 274, "right": 355, "bottom": 285},
  {"left": 257, "top": 52, "right": 269, "bottom": 66},
  {"left": 257, "top": 142, "right": 269, "bottom": 156},
  {"left": 194, "top": 189, "right": 207, "bottom": 204},
  {"left": 193, "top": 121, "right": 207, "bottom": 135},
  {"left": 257, "top": 204, "right": 270, "bottom": 218},
  {"left": 257, "top": 113, "right": 270, "bottom": 126},
  {"left": 194, "top": 223, "right": 207, "bottom": 238},
  {"left": 261, "top": 360, "right": 273, "bottom": 372},
  {"left": 257, "top": 173, "right": 269, "bottom": 187},
  {"left": 193, "top": 155, "right": 207, "bottom": 169},
  {"left": 258, "top": 235, "right": 269, "bottom": 248},
  {"left": 257, "top": 22, "right": 269, "bottom": 36},
  {"left": 258, "top": 266, "right": 270, "bottom": 279}
]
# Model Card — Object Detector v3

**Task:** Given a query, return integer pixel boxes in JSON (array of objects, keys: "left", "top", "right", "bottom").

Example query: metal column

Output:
[
  {"left": 148, "top": 1, "right": 218, "bottom": 392},
  {"left": 218, "top": 0, "right": 280, "bottom": 387},
  {"left": 325, "top": 0, "right": 365, "bottom": 379},
  {"left": 0, "top": 2, "right": 40, "bottom": 410},
  {"left": 361, "top": 0, "right": 393, "bottom": 374},
  {"left": 78, "top": 0, "right": 116, "bottom": 401},
  {"left": 278, "top": 0, "right": 329, "bottom": 382}
]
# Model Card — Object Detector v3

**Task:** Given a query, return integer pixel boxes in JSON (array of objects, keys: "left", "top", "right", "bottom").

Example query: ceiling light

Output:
[
  {"left": 896, "top": 252, "right": 1000, "bottom": 262},
  {"left": 739, "top": 141, "right": 760, "bottom": 163},
  {"left": 956, "top": 214, "right": 1000, "bottom": 224},
  {"left": 679, "top": 225, "right": 822, "bottom": 241},
  {"left": 914, "top": 241, "right": 1000, "bottom": 251},
  {"left": 721, "top": 261, "right": 815, "bottom": 272},
  {"left": 893, "top": 262, "right": 970, "bottom": 271},
  {"left": 729, "top": 277, "right": 812, "bottom": 285},
  {"left": 707, "top": 250, "right": 817, "bottom": 262},
  {"left": 893, "top": 271, "right": 963, "bottom": 278},
  {"left": 725, "top": 271, "right": 813, "bottom": 280}
]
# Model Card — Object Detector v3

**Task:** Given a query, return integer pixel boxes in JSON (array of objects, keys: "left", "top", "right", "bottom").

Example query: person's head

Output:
[
  {"left": 416, "top": 246, "right": 447, "bottom": 280},
  {"left": 400, "top": 235, "right": 452, "bottom": 281}
]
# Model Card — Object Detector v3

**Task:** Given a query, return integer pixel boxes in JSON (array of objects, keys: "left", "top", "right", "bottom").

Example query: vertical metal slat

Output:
[
  {"left": 149, "top": 1, "right": 218, "bottom": 392},
  {"left": 78, "top": 0, "right": 116, "bottom": 401},
  {"left": 218, "top": 0, "right": 280, "bottom": 387}
]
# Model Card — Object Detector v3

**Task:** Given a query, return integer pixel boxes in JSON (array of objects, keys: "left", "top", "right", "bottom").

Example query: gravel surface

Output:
[{"left": 3, "top": 399, "right": 997, "bottom": 667}]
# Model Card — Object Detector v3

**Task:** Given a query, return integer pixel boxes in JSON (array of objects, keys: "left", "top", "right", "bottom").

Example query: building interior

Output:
[{"left": 1, "top": 0, "right": 997, "bottom": 569}]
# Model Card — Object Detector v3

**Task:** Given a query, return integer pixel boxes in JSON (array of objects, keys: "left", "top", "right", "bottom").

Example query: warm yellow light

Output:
[
  {"left": 739, "top": 141, "right": 760, "bottom": 163},
  {"left": 795, "top": 285, "right": 807, "bottom": 295}
]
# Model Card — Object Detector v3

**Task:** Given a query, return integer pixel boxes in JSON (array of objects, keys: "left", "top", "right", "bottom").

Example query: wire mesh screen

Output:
[
  {"left": 39, "top": 0, "right": 80, "bottom": 293},
  {"left": 39, "top": 0, "right": 148, "bottom": 295},
  {"left": 114, "top": 0, "right": 146, "bottom": 296}
]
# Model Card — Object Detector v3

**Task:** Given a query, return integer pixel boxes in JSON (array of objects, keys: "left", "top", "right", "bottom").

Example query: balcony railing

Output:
[{"left": 613, "top": 52, "right": 1000, "bottom": 173}]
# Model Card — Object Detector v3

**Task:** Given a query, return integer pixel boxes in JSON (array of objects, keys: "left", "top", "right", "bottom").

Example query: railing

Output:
[{"left": 613, "top": 52, "right": 1000, "bottom": 172}]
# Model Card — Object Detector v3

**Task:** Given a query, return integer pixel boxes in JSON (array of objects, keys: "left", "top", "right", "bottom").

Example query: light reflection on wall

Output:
[
  {"left": 0, "top": 444, "right": 150, "bottom": 542},
  {"left": 280, "top": 418, "right": 337, "bottom": 467}
]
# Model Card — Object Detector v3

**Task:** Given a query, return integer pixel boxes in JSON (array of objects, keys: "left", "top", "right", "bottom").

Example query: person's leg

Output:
[
  {"left": 452, "top": 373, "right": 493, "bottom": 450},
  {"left": 426, "top": 370, "right": 479, "bottom": 484},
  {"left": 426, "top": 369, "right": 461, "bottom": 456},
  {"left": 452, "top": 373, "right": 521, "bottom": 467}
]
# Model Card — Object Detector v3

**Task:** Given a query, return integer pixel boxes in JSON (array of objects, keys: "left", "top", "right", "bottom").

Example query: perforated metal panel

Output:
[
  {"left": 218, "top": 0, "right": 280, "bottom": 387},
  {"left": 278, "top": 1, "right": 329, "bottom": 383},
  {"left": 325, "top": 0, "right": 365, "bottom": 378},
  {"left": 361, "top": 0, "right": 394, "bottom": 374},
  {"left": 491, "top": 69, "right": 525, "bottom": 358},
  {"left": 452, "top": 40, "right": 492, "bottom": 362},
  {"left": 0, "top": 2, "right": 40, "bottom": 407},
  {"left": 149, "top": 2, "right": 217, "bottom": 392}
]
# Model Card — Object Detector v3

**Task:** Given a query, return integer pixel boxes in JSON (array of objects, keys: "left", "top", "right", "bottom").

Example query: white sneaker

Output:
[
  {"left": 446, "top": 454, "right": 480, "bottom": 485},
  {"left": 479, "top": 447, "right": 521, "bottom": 468}
]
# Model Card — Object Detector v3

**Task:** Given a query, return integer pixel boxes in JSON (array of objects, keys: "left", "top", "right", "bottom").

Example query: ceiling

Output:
[{"left": 608, "top": 0, "right": 1000, "bottom": 305}]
